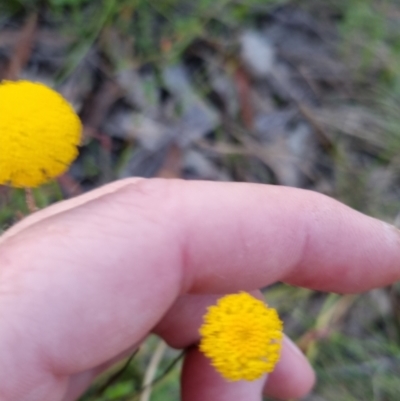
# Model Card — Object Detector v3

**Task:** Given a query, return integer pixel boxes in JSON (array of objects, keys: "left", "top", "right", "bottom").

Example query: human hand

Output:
[{"left": 1, "top": 179, "right": 400, "bottom": 401}]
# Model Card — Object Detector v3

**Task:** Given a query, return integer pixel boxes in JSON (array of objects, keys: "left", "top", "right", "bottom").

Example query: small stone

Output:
[{"left": 240, "top": 30, "right": 276, "bottom": 78}]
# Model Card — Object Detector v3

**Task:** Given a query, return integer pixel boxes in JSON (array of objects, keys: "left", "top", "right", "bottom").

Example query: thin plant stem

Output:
[
  {"left": 139, "top": 340, "right": 167, "bottom": 401},
  {"left": 24, "top": 188, "right": 38, "bottom": 213},
  {"left": 129, "top": 349, "right": 186, "bottom": 401}
]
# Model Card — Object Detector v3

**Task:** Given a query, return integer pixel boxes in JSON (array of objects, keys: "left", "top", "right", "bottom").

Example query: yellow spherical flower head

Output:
[
  {"left": 199, "top": 292, "right": 283, "bottom": 381},
  {"left": 0, "top": 80, "right": 82, "bottom": 187}
]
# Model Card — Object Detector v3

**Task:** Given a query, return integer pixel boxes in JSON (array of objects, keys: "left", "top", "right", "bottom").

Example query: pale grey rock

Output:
[{"left": 240, "top": 30, "right": 275, "bottom": 78}]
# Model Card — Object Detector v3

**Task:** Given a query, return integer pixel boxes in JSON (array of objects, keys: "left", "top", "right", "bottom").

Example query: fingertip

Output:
[{"left": 264, "top": 336, "right": 315, "bottom": 400}]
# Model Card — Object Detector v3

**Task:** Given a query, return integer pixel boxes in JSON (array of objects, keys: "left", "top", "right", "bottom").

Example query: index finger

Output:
[{"left": 3, "top": 178, "right": 400, "bottom": 294}]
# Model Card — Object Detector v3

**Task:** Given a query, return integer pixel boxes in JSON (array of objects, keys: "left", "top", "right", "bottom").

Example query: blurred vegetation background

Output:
[{"left": 1, "top": 0, "right": 400, "bottom": 400}]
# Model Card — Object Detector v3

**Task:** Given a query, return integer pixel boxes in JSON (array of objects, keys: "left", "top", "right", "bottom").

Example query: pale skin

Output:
[{"left": 1, "top": 178, "right": 400, "bottom": 401}]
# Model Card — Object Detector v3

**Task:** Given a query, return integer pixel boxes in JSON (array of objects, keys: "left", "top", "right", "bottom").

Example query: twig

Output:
[
  {"left": 57, "top": 174, "right": 83, "bottom": 198},
  {"left": 129, "top": 349, "right": 185, "bottom": 401},
  {"left": 156, "top": 144, "right": 182, "bottom": 178},
  {"left": 5, "top": 13, "right": 38, "bottom": 80},
  {"left": 139, "top": 340, "right": 167, "bottom": 401},
  {"left": 296, "top": 101, "right": 334, "bottom": 151},
  {"left": 234, "top": 66, "right": 254, "bottom": 129}
]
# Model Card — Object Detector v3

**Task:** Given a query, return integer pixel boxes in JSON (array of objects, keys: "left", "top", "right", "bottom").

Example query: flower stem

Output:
[{"left": 24, "top": 188, "right": 38, "bottom": 213}]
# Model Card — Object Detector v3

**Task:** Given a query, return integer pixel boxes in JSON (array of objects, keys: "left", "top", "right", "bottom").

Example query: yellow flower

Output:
[
  {"left": 199, "top": 292, "right": 283, "bottom": 381},
  {"left": 0, "top": 80, "right": 82, "bottom": 187}
]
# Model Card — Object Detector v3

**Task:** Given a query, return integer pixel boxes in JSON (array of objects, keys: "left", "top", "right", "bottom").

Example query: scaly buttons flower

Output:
[
  {"left": 0, "top": 80, "right": 82, "bottom": 187},
  {"left": 199, "top": 292, "right": 283, "bottom": 381}
]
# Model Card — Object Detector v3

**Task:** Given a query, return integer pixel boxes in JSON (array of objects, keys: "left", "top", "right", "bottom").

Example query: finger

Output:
[
  {"left": 62, "top": 371, "right": 98, "bottom": 401},
  {"left": 182, "top": 346, "right": 267, "bottom": 401},
  {"left": 5, "top": 178, "right": 400, "bottom": 294},
  {"left": 2, "top": 179, "right": 400, "bottom": 400},
  {"left": 264, "top": 337, "right": 315, "bottom": 400},
  {"left": 155, "top": 293, "right": 314, "bottom": 400},
  {"left": 155, "top": 291, "right": 267, "bottom": 348},
  {"left": 154, "top": 294, "right": 221, "bottom": 348}
]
